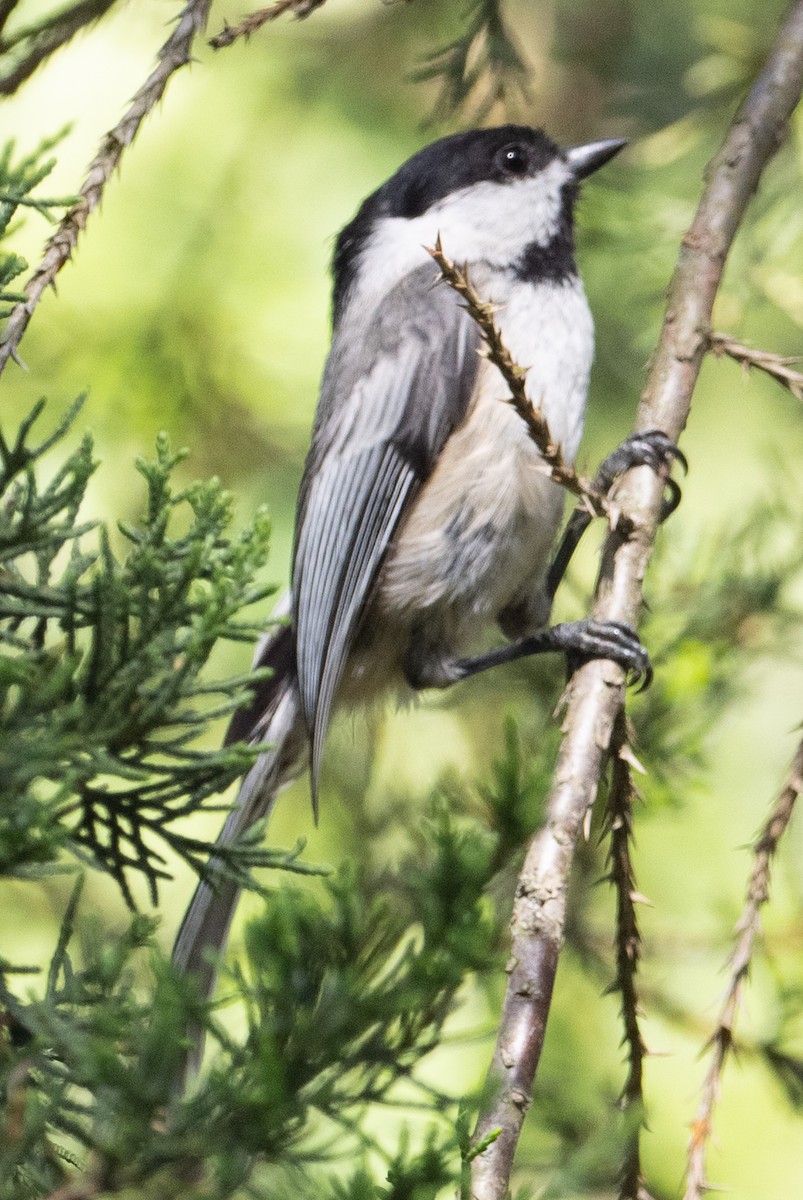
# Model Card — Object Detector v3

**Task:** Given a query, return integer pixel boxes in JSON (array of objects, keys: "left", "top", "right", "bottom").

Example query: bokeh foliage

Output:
[
  {"left": 1, "top": 1, "right": 802, "bottom": 1198},
  {"left": 0, "top": 138, "right": 308, "bottom": 902},
  {"left": 0, "top": 791, "right": 516, "bottom": 1199}
]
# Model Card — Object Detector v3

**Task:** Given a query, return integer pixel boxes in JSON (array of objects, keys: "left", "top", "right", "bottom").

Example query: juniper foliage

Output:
[
  {"left": 0, "top": 791, "right": 514, "bottom": 1200},
  {"left": 0, "top": 135, "right": 73, "bottom": 315},
  {"left": 0, "top": 380, "right": 326, "bottom": 903},
  {"left": 1, "top": 5, "right": 803, "bottom": 1199},
  {"left": 0, "top": 141, "right": 321, "bottom": 901}
]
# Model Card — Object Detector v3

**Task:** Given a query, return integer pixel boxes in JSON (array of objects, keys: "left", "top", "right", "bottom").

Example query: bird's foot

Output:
[
  {"left": 449, "top": 618, "right": 652, "bottom": 691},
  {"left": 594, "top": 429, "right": 687, "bottom": 521}
]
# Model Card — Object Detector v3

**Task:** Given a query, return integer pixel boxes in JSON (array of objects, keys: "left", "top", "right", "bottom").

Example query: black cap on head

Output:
[
  {"left": 381, "top": 125, "right": 562, "bottom": 219},
  {"left": 331, "top": 126, "right": 626, "bottom": 320}
]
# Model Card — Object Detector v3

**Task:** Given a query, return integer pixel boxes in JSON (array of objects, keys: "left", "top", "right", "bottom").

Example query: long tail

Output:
[{"left": 172, "top": 604, "right": 307, "bottom": 1067}]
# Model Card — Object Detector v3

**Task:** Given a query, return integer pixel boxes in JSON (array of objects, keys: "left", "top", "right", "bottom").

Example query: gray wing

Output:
[{"left": 293, "top": 264, "right": 481, "bottom": 794}]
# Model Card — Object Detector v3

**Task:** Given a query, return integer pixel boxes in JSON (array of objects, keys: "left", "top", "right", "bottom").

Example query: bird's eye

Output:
[{"left": 497, "top": 143, "right": 529, "bottom": 175}]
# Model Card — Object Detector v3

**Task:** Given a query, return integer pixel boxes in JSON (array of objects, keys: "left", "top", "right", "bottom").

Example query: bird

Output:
[{"left": 173, "top": 124, "right": 680, "bottom": 1021}]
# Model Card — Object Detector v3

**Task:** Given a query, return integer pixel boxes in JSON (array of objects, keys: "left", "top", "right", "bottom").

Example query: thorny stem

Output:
[
  {"left": 470, "top": 3, "right": 803, "bottom": 1197},
  {"left": 709, "top": 331, "right": 803, "bottom": 400},
  {"left": 0, "top": 0, "right": 21, "bottom": 39},
  {"left": 0, "top": 0, "right": 214, "bottom": 380},
  {"left": 427, "top": 238, "right": 610, "bottom": 519},
  {"left": 0, "top": 0, "right": 119, "bottom": 96},
  {"left": 605, "top": 711, "right": 652, "bottom": 1200},
  {"left": 683, "top": 734, "right": 803, "bottom": 1200},
  {"left": 209, "top": 0, "right": 328, "bottom": 50}
]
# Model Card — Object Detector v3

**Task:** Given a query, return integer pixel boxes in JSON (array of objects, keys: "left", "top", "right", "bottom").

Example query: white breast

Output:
[
  {"left": 484, "top": 271, "right": 593, "bottom": 463},
  {"left": 377, "top": 272, "right": 594, "bottom": 653}
]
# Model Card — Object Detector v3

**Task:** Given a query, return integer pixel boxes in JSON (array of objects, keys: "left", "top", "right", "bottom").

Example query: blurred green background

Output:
[{"left": 2, "top": 0, "right": 803, "bottom": 1195}]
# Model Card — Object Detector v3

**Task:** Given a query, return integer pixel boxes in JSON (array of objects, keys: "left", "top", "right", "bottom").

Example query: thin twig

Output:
[
  {"left": 427, "top": 237, "right": 609, "bottom": 519},
  {"left": 683, "top": 734, "right": 803, "bottom": 1200},
  {"left": 470, "top": 3, "right": 803, "bottom": 1196},
  {"left": 605, "top": 711, "right": 653, "bottom": 1200},
  {"left": 209, "top": 0, "right": 328, "bottom": 50},
  {"left": 709, "top": 331, "right": 803, "bottom": 400},
  {"left": 0, "top": 0, "right": 21, "bottom": 39},
  {"left": 0, "top": 0, "right": 214, "bottom": 380},
  {"left": 0, "top": 0, "right": 119, "bottom": 96}
]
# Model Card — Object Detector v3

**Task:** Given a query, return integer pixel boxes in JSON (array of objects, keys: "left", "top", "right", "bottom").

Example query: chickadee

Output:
[{"left": 174, "top": 125, "right": 678, "bottom": 1013}]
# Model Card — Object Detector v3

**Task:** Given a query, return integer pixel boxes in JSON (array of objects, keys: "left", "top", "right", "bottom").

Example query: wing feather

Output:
[{"left": 292, "top": 264, "right": 481, "bottom": 798}]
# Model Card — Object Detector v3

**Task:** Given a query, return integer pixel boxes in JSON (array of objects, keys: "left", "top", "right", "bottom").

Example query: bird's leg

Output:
[
  {"left": 405, "top": 431, "right": 684, "bottom": 694},
  {"left": 546, "top": 429, "right": 686, "bottom": 600},
  {"left": 456, "top": 618, "right": 652, "bottom": 689},
  {"left": 405, "top": 617, "right": 652, "bottom": 691}
]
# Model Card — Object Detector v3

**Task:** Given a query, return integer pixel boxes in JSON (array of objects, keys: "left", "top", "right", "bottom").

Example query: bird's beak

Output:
[{"left": 565, "top": 137, "right": 628, "bottom": 180}]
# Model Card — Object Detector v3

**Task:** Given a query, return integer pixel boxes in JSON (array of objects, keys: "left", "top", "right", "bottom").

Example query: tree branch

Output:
[
  {"left": 709, "top": 330, "right": 803, "bottom": 400},
  {"left": 683, "top": 733, "right": 803, "bottom": 1200},
  {"left": 605, "top": 712, "right": 652, "bottom": 1200},
  {"left": 0, "top": 0, "right": 214, "bottom": 380},
  {"left": 0, "top": 0, "right": 120, "bottom": 96},
  {"left": 470, "top": 3, "right": 803, "bottom": 1196},
  {"left": 209, "top": 0, "right": 329, "bottom": 50},
  {"left": 0, "top": 0, "right": 21, "bottom": 39}
]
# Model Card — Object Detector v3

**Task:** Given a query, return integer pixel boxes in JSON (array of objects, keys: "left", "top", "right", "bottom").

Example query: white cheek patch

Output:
[
  {"left": 424, "top": 159, "right": 571, "bottom": 263},
  {"left": 351, "top": 160, "right": 573, "bottom": 313}
]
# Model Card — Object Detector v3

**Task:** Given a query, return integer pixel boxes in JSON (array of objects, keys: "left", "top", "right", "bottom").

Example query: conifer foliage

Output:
[{"left": 1, "top": 4, "right": 803, "bottom": 1200}]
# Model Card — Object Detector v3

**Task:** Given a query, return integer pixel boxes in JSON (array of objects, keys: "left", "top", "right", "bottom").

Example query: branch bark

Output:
[
  {"left": 470, "top": 4, "right": 803, "bottom": 1196},
  {"left": 709, "top": 330, "right": 803, "bottom": 400},
  {"left": 605, "top": 712, "right": 652, "bottom": 1200},
  {"left": 0, "top": 0, "right": 120, "bottom": 96},
  {"left": 209, "top": 0, "right": 329, "bottom": 50},
  {"left": 0, "top": 0, "right": 21, "bottom": 40},
  {"left": 0, "top": 0, "right": 213, "bottom": 380}
]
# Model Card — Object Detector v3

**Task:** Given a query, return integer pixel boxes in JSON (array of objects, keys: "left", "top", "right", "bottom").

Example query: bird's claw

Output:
[
  {"left": 562, "top": 618, "right": 653, "bottom": 692},
  {"left": 594, "top": 429, "right": 687, "bottom": 522}
]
